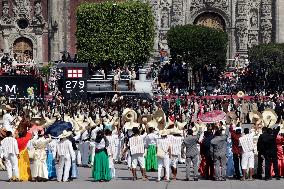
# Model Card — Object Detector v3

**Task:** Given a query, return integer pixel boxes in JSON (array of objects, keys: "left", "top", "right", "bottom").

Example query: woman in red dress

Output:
[{"left": 271, "top": 134, "right": 284, "bottom": 177}]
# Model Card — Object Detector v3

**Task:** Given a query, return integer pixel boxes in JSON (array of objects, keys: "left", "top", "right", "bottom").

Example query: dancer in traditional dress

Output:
[
  {"left": 125, "top": 127, "right": 147, "bottom": 181},
  {"left": 156, "top": 129, "right": 171, "bottom": 182},
  {"left": 91, "top": 130, "right": 111, "bottom": 181},
  {"left": 46, "top": 138, "right": 57, "bottom": 179},
  {"left": 16, "top": 130, "right": 32, "bottom": 181},
  {"left": 105, "top": 129, "right": 116, "bottom": 178},
  {"left": 145, "top": 127, "right": 158, "bottom": 172},
  {"left": 32, "top": 133, "right": 52, "bottom": 181},
  {"left": 0, "top": 131, "right": 20, "bottom": 182},
  {"left": 57, "top": 130, "right": 76, "bottom": 182},
  {"left": 170, "top": 128, "right": 183, "bottom": 180}
]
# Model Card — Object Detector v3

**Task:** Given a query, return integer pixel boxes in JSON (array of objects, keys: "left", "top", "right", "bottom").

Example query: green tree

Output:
[
  {"left": 248, "top": 43, "right": 284, "bottom": 90},
  {"left": 167, "top": 25, "right": 228, "bottom": 89},
  {"left": 76, "top": 1, "right": 155, "bottom": 68}
]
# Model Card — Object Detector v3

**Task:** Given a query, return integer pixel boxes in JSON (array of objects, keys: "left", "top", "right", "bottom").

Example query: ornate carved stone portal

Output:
[
  {"left": 13, "top": 37, "right": 33, "bottom": 63},
  {"left": 149, "top": 0, "right": 274, "bottom": 58},
  {"left": 194, "top": 13, "right": 226, "bottom": 31}
]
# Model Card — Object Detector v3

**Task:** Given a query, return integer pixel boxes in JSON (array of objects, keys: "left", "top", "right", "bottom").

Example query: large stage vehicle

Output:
[
  {"left": 0, "top": 75, "right": 44, "bottom": 99},
  {"left": 57, "top": 63, "right": 152, "bottom": 100}
]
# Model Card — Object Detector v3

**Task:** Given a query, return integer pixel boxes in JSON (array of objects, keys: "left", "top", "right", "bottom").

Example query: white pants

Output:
[
  {"left": 131, "top": 153, "right": 145, "bottom": 169},
  {"left": 242, "top": 151, "right": 254, "bottom": 169},
  {"left": 79, "top": 141, "right": 90, "bottom": 165},
  {"left": 127, "top": 152, "right": 131, "bottom": 168},
  {"left": 171, "top": 155, "right": 179, "bottom": 168},
  {"left": 158, "top": 154, "right": 170, "bottom": 180},
  {"left": 57, "top": 155, "right": 71, "bottom": 182},
  {"left": 109, "top": 157, "right": 115, "bottom": 178},
  {"left": 5, "top": 153, "right": 19, "bottom": 179},
  {"left": 89, "top": 142, "right": 96, "bottom": 166},
  {"left": 76, "top": 150, "right": 82, "bottom": 165}
]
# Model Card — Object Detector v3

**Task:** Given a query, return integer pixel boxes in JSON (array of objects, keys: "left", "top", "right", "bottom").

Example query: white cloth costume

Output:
[
  {"left": 32, "top": 137, "right": 52, "bottom": 179},
  {"left": 56, "top": 138, "right": 76, "bottom": 182},
  {"left": 0, "top": 136, "right": 19, "bottom": 179}
]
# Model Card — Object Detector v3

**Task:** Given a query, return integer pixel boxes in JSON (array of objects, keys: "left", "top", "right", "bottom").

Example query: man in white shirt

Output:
[
  {"left": 0, "top": 131, "right": 20, "bottom": 182},
  {"left": 124, "top": 127, "right": 147, "bottom": 181},
  {"left": 239, "top": 128, "right": 255, "bottom": 181},
  {"left": 57, "top": 130, "right": 76, "bottom": 182},
  {"left": 2, "top": 105, "right": 15, "bottom": 133},
  {"left": 156, "top": 130, "right": 172, "bottom": 182}
]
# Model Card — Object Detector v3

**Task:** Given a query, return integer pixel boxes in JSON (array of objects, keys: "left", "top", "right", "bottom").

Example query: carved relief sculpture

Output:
[
  {"left": 33, "top": 0, "right": 44, "bottom": 25},
  {"left": 2, "top": 0, "right": 11, "bottom": 24}
]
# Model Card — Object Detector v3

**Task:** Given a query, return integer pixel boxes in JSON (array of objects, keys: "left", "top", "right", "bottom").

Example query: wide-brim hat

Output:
[
  {"left": 262, "top": 108, "right": 278, "bottom": 127},
  {"left": 176, "top": 121, "right": 187, "bottom": 130},
  {"left": 58, "top": 130, "right": 72, "bottom": 139},
  {"left": 31, "top": 116, "right": 46, "bottom": 125},
  {"left": 147, "top": 120, "right": 158, "bottom": 130},
  {"left": 139, "top": 114, "right": 152, "bottom": 124},
  {"left": 124, "top": 122, "right": 133, "bottom": 130},
  {"left": 170, "top": 127, "right": 182, "bottom": 135},
  {"left": 249, "top": 110, "right": 262, "bottom": 123},
  {"left": 4, "top": 105, "right": 15, "bottom": 110},
  {"left": 226, "top": 111, "right": 237, "bottom": 124},
  {"left": 159, "top": 129, "right": 168, "bottom": 136},
  {"left": 94, "top": 118, "right": 101, "bottom": 126},
  {"left": 237, "top": 91, "right": 245, "bottom": 98}
]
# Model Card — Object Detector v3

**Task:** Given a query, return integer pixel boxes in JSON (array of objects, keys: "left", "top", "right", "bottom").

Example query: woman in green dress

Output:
[
  {"left": 145, "top": 127, "right": 158, "bottom": 172},
  {"left": 91, "top": 130, "right": 111, "bottom": 182}
]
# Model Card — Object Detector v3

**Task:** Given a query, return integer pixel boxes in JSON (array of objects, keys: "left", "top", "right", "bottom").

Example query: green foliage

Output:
[
  {"left": 76, "top": 1, "right": 155, "bottom": 67},
  {"left": 248, "top": 43, "right": 284, "bottom": 90},
  {"left": 249, "top": 43, "right": 284, "bottom": 74},
  {"left": 167, "top": 25, "right": 228, "bottom": 71},
  {"left": 41, "top": 62, "right": 53, "bottom": 76}
]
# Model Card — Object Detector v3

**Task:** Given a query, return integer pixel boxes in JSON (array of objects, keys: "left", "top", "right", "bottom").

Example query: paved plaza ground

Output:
[{"left": 0, "top": 164, "right": 284, "bottom": 189}]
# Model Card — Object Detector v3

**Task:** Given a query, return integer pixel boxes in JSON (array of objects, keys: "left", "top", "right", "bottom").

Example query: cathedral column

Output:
[
  {"left": 276, "top": 0, "right": 284, "bottom": 43},
  {"left": 49, "top": 0, "right": 60, "bottom": 61}
]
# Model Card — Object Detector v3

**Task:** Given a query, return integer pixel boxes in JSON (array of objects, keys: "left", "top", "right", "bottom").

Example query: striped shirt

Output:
[
  {"left": 239, "top": 134, "right": 254, "bottom": 153},
  {"left": 169, "top": 135, "right": 183, "bottom": 156},
  {"left": 157, "top": 137, "right": 171, "bottom": 154},
  {"left": 129, "top": 136, "right": 145, "bottom": 155},
  {"left": 57, "top": 139, "right": 76, "bottom": 160},
  {"left": 0, "top": 137, "right": 19, "bottom": 158}
]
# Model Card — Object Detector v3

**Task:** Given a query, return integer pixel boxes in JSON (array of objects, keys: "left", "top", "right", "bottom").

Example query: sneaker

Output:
[{"left": 194, "top": 177, "right": 198, "bottom": 181}]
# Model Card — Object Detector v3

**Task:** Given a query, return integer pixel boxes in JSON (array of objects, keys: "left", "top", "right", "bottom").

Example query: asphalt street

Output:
[{"left": 0, "top": 164, "right": 284, "bottom": 189}]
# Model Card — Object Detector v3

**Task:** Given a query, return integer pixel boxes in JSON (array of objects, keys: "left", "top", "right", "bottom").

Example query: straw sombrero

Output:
[
  {"left": 249, "top": 111, "right": 262, "bottom": 124},
  {"left": 262, "top": 108, "right": 278, "bottom": 127},
  {"left": 237, "top": 91, "right": 245, "bottom": 98},
  {"left": 58, "top": 130, "right": 72, "bottom": 139}
]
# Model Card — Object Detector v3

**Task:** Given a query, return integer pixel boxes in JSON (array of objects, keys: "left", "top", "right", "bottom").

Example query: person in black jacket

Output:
[
  {"left": 261, "top": 127, "right": 280, "bottom": 180},
  {"left": 256, "top": 127, "right": 267, "bottom": 179},
  {"left": 202, "top": 130, "right": 214, "bottom": 180}
]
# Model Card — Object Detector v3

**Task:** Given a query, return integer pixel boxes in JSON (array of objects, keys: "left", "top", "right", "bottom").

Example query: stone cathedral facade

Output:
[{"left": 0, "top": 0, "right": 283, "bottom": 64}]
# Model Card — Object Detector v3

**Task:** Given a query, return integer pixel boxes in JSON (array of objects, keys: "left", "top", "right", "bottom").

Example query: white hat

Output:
[
  {"left": 159, "top": 129, "right": 168, "bottom": 136},
  {"left": 58, "top": 130, "right": 72, "bottom": 139}
]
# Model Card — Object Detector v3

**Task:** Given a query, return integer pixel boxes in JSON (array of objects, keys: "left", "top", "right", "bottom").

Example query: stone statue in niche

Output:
[
  {"left": 2, "top": 1, "right": 11, "bottom": 24},
  {"left": 33, "top": 1, "right": 44, "bottom": 25},
  {"left": 249, "top": 34, "right": 258, "bottom": 48},
  {"left": 250, "top": 11, "right": 258, "bottom": 28},
  {"left": 161, "top": 8, "right": 169, "bottom": 28}
]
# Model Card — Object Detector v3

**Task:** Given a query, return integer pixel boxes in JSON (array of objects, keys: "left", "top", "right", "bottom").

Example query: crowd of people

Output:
[{"left": 0, "top": 92, "right": 283, "bottom": 183}]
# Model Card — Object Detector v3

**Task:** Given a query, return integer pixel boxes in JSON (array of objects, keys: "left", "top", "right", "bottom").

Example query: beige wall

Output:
[{"left": 276, "top": 0, "right": 284, "bottom": 43}]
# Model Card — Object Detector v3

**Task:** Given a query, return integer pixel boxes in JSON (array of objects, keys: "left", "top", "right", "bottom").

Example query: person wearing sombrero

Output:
[
  {"left": 56, "top": 130, "right": 76, "bottom": 182},
  {"left": 156, "top": 129, "right": 171, "bottom": 182},
  {"left": 91, "top": 130, "right": 111, "bottom": 182},
  {"left": 169, "top": 128, "right": 183, "bottom": 180}
]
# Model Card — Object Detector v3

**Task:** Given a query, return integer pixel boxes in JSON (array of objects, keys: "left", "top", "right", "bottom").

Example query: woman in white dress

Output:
[{"left": 32, "top": 133, "right": 52, "bottom": 182}]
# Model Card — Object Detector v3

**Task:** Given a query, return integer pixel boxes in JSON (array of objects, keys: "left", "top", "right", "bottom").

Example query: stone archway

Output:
[
  {"left": 193, "top": 12, "right": 226, "bottom": 31},
  {"left": 13, "top": 37, "right": 33, "bottom": 63}
]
